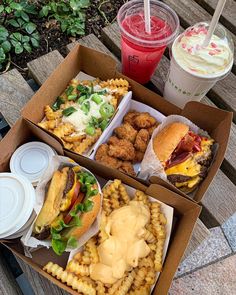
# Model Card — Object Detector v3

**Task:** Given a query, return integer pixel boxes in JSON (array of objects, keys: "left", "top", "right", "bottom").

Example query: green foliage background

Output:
[{"left": 0, "top": 0, "right": 90, "bottom": 71}]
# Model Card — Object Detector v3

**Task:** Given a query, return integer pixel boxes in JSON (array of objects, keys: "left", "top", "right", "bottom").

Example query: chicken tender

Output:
[
  {"left": 119, "top": 161, "right": 136, "bottom": 176},
  {"left": 123, "top": 110, "right": 139, "bottom": 128},
  {"left": 133, "top": 150, "right": 145, "bottom": 163},
  {"left": 147, "top": 122, "right": 159, "bottom": 137},
  {"left": 134, "top": 112, "right": 157, "bottom": 129},
  {"left": 95, "top": 144, "right": 122, "bottom": 169},
  {"left": 114, "top": 123, "right": 138, "bottom": 143},
  {"left": 108, "top": 136, "right": 136, "bottom": 161},
  {"left": 134, "top": 129, "right": 150, "bottom": 152}
]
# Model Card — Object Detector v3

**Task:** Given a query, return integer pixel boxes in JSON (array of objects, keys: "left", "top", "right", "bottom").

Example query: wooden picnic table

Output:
[{"left": 0, "top": 0, "right": 236, "bottom": 294}]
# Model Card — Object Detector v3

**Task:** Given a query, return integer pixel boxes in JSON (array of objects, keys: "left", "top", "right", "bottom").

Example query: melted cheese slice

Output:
[
  {"left": 165, "top": 138, "right": 214, "bottom": 178},
  {"left": 165, "top": 158, "right": 201, "bottom": 177}
]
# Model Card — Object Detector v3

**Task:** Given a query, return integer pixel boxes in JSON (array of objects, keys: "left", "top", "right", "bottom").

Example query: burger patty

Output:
[
  {"left": 33, "top": 227, "right": 51, "bottom": 240},
  {"left": 167, "top": 174, "right": 192, "bottom": 184},
  {"left": 168, "top": 156, "right": 212, "bottom": 184}
]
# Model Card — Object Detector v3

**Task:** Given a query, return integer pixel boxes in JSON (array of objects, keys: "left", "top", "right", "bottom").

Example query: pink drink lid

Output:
[{"left": 117, "top": 0, "right": 179, "bottom": 47}]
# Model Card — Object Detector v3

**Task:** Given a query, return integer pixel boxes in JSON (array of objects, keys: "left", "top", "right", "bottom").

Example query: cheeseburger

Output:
[
  {"left": 153, "top": 122, "right": 214, "bottom": 193},
  {"left": 33, "top": 165, "right": 101, "bottom": 255}
]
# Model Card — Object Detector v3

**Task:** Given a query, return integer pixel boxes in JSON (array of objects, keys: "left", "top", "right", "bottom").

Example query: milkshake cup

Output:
[
  {"left": 164, "top": 22, "right": 234, "bottom": 108},
  {"left": 117, "top": 0, "right": 179, "bottom": 84}
]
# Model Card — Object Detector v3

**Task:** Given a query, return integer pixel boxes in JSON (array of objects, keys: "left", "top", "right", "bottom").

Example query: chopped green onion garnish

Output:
[
  {"left": 97, "top": 89, "right": 107, "bottom": 95},
  {"left": 81, "top": 101, "right": 90, "bottom": 115},
  {"left": 85, "top": 125, "right": 95, "bottom": 135},
  {"left": 77, "top": 95, "right": 87, "bottom": 104},
  {"left": 77, "top": 85, "right": 89, "bottom": 92},
  {"left": 100, "top": 119, "right": 109, "bottom": 131},
  {"left": 52, "top": 96, "right": 65, "bottom": 111},
  {"left": 68, "top": 94, "right": 77, "bottom": 101},
  {"left": 91, "top": 93, "right": 103, "bottom": 104},
  {"left": 100, "top": 103, "right": 114, "bottom": 119},
  {"left": 66, "top": 85, "right": 74, "bottom": 96},
  {"left": 62, "top": 106, "right": 77, "bottom": 116}
]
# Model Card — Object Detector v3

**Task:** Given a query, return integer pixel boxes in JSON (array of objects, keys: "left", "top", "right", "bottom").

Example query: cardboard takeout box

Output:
[
  {"left": 21, "top": 44, "right": 233, "bottom": 203},
  {"left": 0, "top": 118, "right": 201, "bottom": 295}
]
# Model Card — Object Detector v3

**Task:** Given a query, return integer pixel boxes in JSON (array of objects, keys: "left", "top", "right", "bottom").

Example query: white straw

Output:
[
  {"left": 144, "top": 0, "right": 151, "bottom": 34},
  {"left": 203, "top": 0, "right": 227, "bottom": 47}
]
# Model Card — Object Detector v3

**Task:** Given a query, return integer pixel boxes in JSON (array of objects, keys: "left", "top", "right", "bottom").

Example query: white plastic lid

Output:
[
  {"left": 10, "top": 142, "right": 56, "bottom": 185},
  {"left": 0, "top": 173, "right": 35, "bottom": 238}
]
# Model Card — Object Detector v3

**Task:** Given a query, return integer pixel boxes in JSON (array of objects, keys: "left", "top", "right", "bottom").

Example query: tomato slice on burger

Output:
[{"left": 64, "top": 191, "right": 85, "bottom": 224}]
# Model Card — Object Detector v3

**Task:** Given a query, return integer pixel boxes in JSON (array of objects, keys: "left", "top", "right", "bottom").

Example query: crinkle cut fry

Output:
[
  {"left": 43, "top": 262, "right": 95, "bottom": 295},
  {"left": 85, "top": 237, "right": 99, "bottom": 264},
  {"left": 107, "top": 278, "right": 123, "bottom": 295},
  {"left": 116, "top": 270, "right": 135, "bottom": 295},
  {"left": 99, "top": 78, "right": 129, "bottom": 88},
  {"left": 66, "top": 260, "right": 90, "bottom": 276},
  {"left": 73, "top": 128, "right": 102, "bottom": 155}
]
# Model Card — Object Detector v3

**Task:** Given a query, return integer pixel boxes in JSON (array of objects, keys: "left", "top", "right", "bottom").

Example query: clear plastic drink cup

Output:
[
  {"left": 117, "top": 0, "right": 179, "bottom": 84},
  {"left": 164, "top": 22, "right": 234, "bottom": 108}
]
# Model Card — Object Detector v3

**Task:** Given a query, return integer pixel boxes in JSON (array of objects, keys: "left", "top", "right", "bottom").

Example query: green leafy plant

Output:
[
  {"left": 39, "top": 0, "right": 90, "bottom": 37},
  {"left": 0, "top": 0, "right": 39, "bottom": 71}
]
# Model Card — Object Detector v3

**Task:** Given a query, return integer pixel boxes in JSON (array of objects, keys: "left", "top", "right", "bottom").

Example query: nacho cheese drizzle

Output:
[{"left": 90, "top": 201, "right": 151, "bottom": 284}]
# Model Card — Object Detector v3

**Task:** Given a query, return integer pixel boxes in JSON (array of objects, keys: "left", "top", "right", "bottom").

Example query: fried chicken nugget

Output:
[
  {"left": 134, "top": 129, "right": 150, "bottom": 152},
  {"left": 134, "top": 113, "right": 157, "bottom": 129},
  {"left": 133, "top": 150, "right": 145, "bottom": 163},
  {"left": 114, "top": 123, "right": 138, "bottom": 143},
  {"left": 147, "top": 122, "right": 159, "bottom": 137},
  {"left": 119, "top": 161, "right": 136, "bottom": 176},
  {"left": 108, "top": 136, "right": 136, "bottom": 161},
  {"left": 95, "top": 144, "right": 122, "bottom": 169},
  {"left": 123, "top": 111, "right": 140, "bottom": 128}
]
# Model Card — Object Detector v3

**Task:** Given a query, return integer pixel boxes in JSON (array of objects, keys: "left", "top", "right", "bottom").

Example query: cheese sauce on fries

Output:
[{"left": 90, "top": 201, "right": 151, "bottom": 284}]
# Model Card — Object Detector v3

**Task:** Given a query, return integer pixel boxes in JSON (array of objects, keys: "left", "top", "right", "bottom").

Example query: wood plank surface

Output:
[
  {"left": 0, "top": 69, "right": 34, "bottom": 127},
  {"left": 16, "top": 258, "right": 68, "bottom": 295},
  {"left": 67, "top": 34, "right": 121, "bottom": 74},
  {"left": 195, "top": 0, "right": 236, "bottom": 34},
  {"left": 27, "top": 50, "right": 64, "bottom": 86},
  {"left": 201, "top": 169, "right": 236, "bottom": 224},
  {"left": 0, "top": 254, "right": 22, "bottom": 295},
  {"left": 183, "top": 219, "right": 210, "bottom": 259},
  {"left": 162, "top": 0, "right": 236, "bottom": 120}
]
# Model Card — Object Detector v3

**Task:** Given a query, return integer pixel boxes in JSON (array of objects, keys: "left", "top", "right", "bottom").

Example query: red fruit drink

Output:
[
  {"left": 118, "top": 0, "right": 179, "bottom": 84},
  {"left": 121, "top": 14, "right": 171, "bottom": 84}
]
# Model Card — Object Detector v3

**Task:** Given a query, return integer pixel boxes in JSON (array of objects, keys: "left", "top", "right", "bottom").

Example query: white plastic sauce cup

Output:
[{"left": 164, "top": 22, "right": 234, "bottom": 108}]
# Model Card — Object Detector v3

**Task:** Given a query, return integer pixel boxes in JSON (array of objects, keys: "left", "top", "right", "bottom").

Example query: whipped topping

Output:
[{"left": 173, "top": 25, "right": 233, "bottom": 76}]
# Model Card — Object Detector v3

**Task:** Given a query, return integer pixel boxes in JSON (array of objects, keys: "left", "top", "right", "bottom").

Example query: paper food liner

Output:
[
  {"left": 68, "top": 181, "right": 173, "bottom": 292},
  {"left": 139, "top": 115, "right": 218, "bottom": 191},
  {"left": 21, "top": 155, "right": 103, "bottom": 257},
  {"left": 90, "top": 99, "right": 166, "bottom": 175}
]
